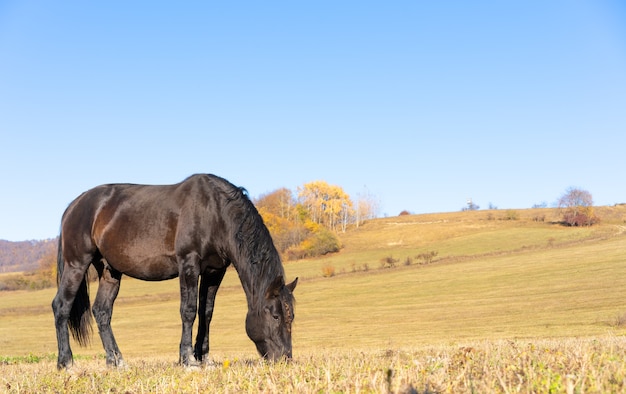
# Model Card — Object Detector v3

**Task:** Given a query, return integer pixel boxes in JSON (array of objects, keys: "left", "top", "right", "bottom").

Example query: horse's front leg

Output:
[
  {"left": 194, "top": 267, "right": 227, "bottom": 364},
  {"left": 178, "top": 254, "right": 200, "bottom": 366}
]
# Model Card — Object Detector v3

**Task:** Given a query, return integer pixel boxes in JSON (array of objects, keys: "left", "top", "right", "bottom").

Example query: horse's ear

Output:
[
  {"left": 265, "top": 275, "right": 285, "bottom": 299},
  {"left": 286, "top": 277, "right": 298, "bottom": 293}
]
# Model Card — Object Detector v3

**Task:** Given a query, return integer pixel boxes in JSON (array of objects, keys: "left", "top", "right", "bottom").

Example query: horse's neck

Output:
[
  {"left": 231, "top": 253, "right": 261, "bottom": 309},
  {"left": 232, "top": 251, "right": 282, "bottom": 311},
  {"left": 222, "top": 203, "right": 282, "bottom": 310}
]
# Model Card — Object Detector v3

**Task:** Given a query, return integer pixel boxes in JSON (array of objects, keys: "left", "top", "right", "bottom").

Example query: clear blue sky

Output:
[{"left": 1, "top": 1, "right": 625, "bottom": 241}]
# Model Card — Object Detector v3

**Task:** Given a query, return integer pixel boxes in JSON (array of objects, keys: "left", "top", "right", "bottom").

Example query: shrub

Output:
[
  {"left": 562, "top": 206, "right": 600, "bottom": 227},
  {"left": 284, "top": 225, "right": 341, "bottom": 260},
  {"left": 0, "top": 273, "right": 53, "bottom": 291},
  {"left": 380, "top": 256, "right": 398, "bottom": 269},
  {"left": 416, "top": 251, "right": 438, "bottom": 265},
  {"left": 321, "top": 263, "right": 336, "bottom": 278},
  {"left": 616, "top": 312, "right": 626, "bottom": 327},
  {"left": 503, "top": 210, "right": 519, "bottom": 220},
  {"left": 558, "top": 187, "right": 599, "bottom": 226}
]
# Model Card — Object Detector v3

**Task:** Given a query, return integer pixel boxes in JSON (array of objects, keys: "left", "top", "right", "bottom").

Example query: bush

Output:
[
  {"left": 616, "top": 312, "right": 626, "bottom": 327},
  {"left": 503, "top": 210, "right": 519, "bottom": 220},
  {"left": 558, "top": 187, "right": 599, "bottom": 227},
  {"left": 380, "top": 256, "right": 398, "bottom": 269},
  {"left": 416, "top": 251, "right": 438, "bottom": 265},
  {"left": 285, "top": 225, "right": 341, "bottom": 260},
  {"left": 321, "top": 263, "right": 336, "bottom": 278},
  {"left": 562, "top": 207, "right": 600, "bottom": 227},
  {"left": 0, "top": 273, "right": 53, "bottom": 291}
]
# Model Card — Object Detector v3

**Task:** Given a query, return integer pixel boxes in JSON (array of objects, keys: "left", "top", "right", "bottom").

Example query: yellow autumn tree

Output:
[
  {"left": 255, "top": 188, "right": 296, "bottom": 221},
  {"left": 255, "top": 189, "right": 306, "bottom": 253},
  {"left": 256, "top": 184, "right": 344, "bottom": 260},
  {"left": 297, "top": 181, "right": 354, "bottom": 232}
]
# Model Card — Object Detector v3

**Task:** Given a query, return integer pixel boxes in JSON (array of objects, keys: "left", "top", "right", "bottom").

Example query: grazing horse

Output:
[{"left": 52, "top": 174, "right": 297, "bottom": 369}]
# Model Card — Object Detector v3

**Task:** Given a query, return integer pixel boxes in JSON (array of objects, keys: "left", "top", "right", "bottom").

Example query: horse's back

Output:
[{"left": 61, "top": 175, "right": 220, "bottom": 280}]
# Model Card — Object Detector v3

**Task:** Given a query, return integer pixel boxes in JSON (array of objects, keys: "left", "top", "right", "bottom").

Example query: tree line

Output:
[
  {"left": 461, "top": 187, "right": 600, "bottom": 227},
  {"left": 0, "top": 239, "right": 57, "bottom": 273}
]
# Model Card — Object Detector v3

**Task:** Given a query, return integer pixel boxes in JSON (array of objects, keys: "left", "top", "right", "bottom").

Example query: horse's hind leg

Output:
[
  {"left": 52, "top": 262, "right": 92, "bottom": 369},
  {"left": 194, "top": 267, "right": 227, "bottom": 364},
  {"left": 92, "top": 260, "right": 125, "bottom": 367}
]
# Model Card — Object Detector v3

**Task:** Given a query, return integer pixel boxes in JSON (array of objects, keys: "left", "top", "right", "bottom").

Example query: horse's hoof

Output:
[
  {"left": 183, "top": 361, "right": 201, "bottom": 372},
  {"left": 115, "top": 360, "right": 129, "bottom": 370},
  {"left": 56, "top": 359, "right": 74, "bottom": 370},
  {"left": 180, "top": 356, "right": 201, "bottom": 369},
  {"left": 106, "top": 357, "right": 127, "bottom": 369}
]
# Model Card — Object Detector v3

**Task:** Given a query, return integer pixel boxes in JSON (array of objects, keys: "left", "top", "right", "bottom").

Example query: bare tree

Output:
[
  {"left": 557, "top": 187, "right": 598, "bottom": 226},
  {"left": 558, "top": 187, "right": 593, "bottom": 208},
  {"left": 355, "top": 186, "right": 380, "bottom": 227}
]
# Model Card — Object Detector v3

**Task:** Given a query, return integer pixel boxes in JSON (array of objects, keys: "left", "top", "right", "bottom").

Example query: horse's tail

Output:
[{"left": 56, "top": 234, "right": 93, "bottom": 347}]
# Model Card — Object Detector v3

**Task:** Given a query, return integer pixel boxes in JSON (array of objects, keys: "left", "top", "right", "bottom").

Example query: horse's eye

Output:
[{"left": 272, "top": 314, "right": 280, "bottom": 321}]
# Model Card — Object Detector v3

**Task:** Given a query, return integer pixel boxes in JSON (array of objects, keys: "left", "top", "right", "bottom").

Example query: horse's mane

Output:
[{"left": 205, "top": 174, "right": 285, "bottom": 306}]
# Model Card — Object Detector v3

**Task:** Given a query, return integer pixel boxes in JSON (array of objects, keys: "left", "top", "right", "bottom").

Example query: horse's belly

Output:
[{"left": 112, "top": 255, "right": 179, "bottom": 281}]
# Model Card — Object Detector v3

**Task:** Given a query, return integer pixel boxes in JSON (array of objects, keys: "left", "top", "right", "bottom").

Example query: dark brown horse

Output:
[{"left": 52, "top": 174, "right": 297, "bottom": 369}]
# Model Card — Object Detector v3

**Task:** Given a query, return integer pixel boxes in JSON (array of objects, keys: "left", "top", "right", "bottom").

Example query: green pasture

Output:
[{"left": 1, "top": 207, "right": 625, "bottom": 362}]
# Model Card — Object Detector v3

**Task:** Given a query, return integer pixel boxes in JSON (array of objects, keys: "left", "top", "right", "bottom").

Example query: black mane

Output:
[{"left": 207, "top": 175, "right": 285, "bottom": 306}]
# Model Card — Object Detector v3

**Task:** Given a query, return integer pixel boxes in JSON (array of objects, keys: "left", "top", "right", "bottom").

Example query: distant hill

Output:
[{"left": 0, "top": 238, "right": 58, "bottom": 273}]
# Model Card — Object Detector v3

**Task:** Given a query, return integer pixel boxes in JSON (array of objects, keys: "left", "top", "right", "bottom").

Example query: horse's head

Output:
[{"left": 246, "top": 276, "right": 298, "bottom": 360}]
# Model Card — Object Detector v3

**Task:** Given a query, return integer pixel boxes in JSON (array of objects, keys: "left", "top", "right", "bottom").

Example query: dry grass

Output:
[{"left": 2, "top": 337, "right": 626, "bottom": 393}]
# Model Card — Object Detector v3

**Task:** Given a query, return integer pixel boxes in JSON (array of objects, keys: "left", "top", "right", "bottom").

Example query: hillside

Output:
[
  {"left": 0, "top": 238, "right": 57, "bottom": 273},
  {"left": 291, "top": 205, "right": 626, "bottom": 279}
]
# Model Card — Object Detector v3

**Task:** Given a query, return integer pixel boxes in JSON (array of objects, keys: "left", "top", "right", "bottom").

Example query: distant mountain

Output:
[{"left": 0, "top": 238, "right": 58, "bottom": 273}]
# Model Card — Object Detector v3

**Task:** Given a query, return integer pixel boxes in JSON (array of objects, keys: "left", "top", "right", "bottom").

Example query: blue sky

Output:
[{"left": 1, "top": 1, "right": 625, "bottom": 241}]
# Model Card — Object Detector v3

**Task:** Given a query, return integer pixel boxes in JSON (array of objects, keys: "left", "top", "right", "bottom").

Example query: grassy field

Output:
[{"left": 1, "top": 207, "right": 625, "bottom": 392}]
